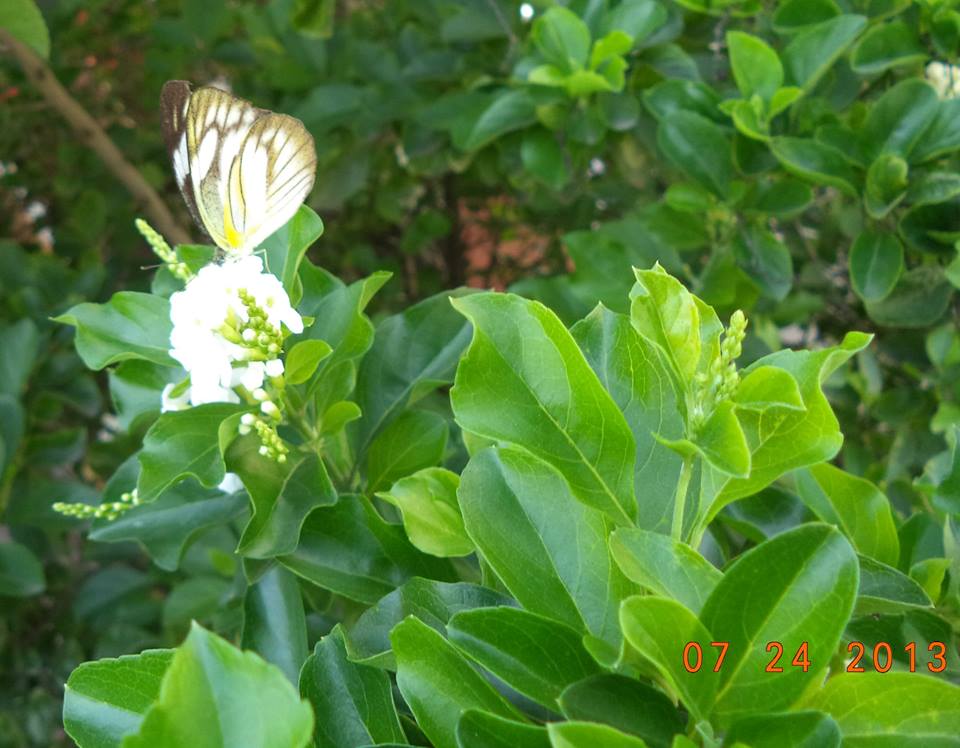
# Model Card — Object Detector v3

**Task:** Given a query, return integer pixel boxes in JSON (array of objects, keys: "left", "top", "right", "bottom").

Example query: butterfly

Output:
[{"left": 160, "top": 80, "right": 317, "bottom": 256}]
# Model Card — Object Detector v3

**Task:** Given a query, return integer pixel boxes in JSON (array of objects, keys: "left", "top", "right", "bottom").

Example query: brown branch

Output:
[{"left": 0, "top": 29, "right": 191, "bottom": 245}]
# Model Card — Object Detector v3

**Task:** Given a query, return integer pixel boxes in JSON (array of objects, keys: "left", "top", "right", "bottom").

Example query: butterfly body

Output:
[{"left": 161, "top": 81, "right": 317, "bottom": 256}]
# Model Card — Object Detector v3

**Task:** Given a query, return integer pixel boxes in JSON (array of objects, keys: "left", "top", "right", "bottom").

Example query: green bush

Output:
[{"left": 1, "top": 0, "right": 959, "bottom": 745}]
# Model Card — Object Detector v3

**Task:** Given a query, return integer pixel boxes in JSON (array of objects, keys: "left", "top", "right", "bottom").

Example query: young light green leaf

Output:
[
  {"left": 695, "top": 401, "right": 750, "bottom": 478},
  {"left": 723, "top": 711, "right": 840, "bottom": 748},
  {"left": 856, "top": 555, "right": 934, "bottom": 614},
  {"left": 447, "top": 607, "right": 601, "bottom": 708},
  {"left": 122, "top": 623, "right": 313, "bottom": 748},
  {"left": 726, "top": 31, "right": 782, "bottom": 101},
  {"left": 733, "top": 366, "right": 804, "bottom": 413},
  {"left": 794, "top": 463, "right": 899, "bottom": 566},
  {"left": 392, "top": 616, "right": 524, "bottom": 748},
  {"left": 63, "top": 649, "right": 174, "bottom": 748},
  {"left": 451, "top": 293, "right": 636, "bottom": 524},
  {"left": 0, "top": 0, "right": 51, "bottom": 58},
  {"left": 366, "top": 409, "right": 448, "bottom": 493},
  {"left": 377, "top": 467, "right": 472, "bottom": 558},
  {"left": 609, "top": 528, "right": 721, "bottom": 614},
  {"left": 619, "top": 596, "right": 719, "bottom": 721},
  {"left": 284, "top": 339, "right": 332, "bottom": 385},
  {"left": 547, "top": 722, "right": 650, "bottom": 748},
  {"left": 300, "top": 626, "right": 406, "bottom": 748},
  {"left": 531, "top": 6, "right": 592, "bottom": 71},
  {"left": 459, "top": 446, "right": 633, "bottom": 647},
  {"left": 55, "top": 292, "right": 176, "bottom": 370},
  {"left": 699, "top": 524, "right": 858, "bottom": 725}
]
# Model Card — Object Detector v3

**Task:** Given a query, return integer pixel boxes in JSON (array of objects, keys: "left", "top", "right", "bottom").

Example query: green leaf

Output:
[
  {"left": 558, "top": 675, "right": 684, "bottom": 748},
  {"left": 366, "top": 409, "right": 448, "bottom": 493},
  {"left": 906, "top": 172, "right": 960, "bottom": 205},
  {"left": 547, "top": 722, "right": 650, "bottom": 748},
  {"left": 770, "top": 138, "right": 859, "bottom": 195},
  {"left": 284, "top": 340, "right": 332, "bottom": 385},
  {"left": 732, "top": 224, "right": 794, "bottom": 301},
  {"left": 0, "top": 541, "right": 44, "bottom": 597},
  {"left": 109, "top": 361, "right": 179, "bottom": 432},
  {"left": 63, "top": 650, "right": 174, "bottom": 748},
  {"left": 262, "top": 205, "right": 324, "bottom": 302},
  {"left": 456, "top": 710, "right": 549, "bottom": 748},
  {"left": 850, "top": 20, "right": 926, "bottom": 74},
  {"left": 794, "top": 463, "right": 899, "bottom": 566},
  {"left": 280, "top": 495, "right": 455, "bottom": 604},
  {"left": 703, "top": 332, "right": 872, "bottom": 521},
  {"left": 447, "top": 607, "right": 601, "bottom": 709},
  {"left": 726, "top": 31, "right": 782, "bottom": 101},
  {"left": 657, "top": 111, "right": 733, "bottom": 197},
  {"left": 354, "top": 288, "right": 473, "bottom": 455},
  {"left": 699, "top": 524, "right": 858, "bottom": 725},
  {"left": 602, "top": 0, "right": 668, "bottom": 44},
  {"left": 122, "top": 624, "right": 313, "bottom": 747},
  {"left": 459, "top": 446, "right": 633, "bottom": 647},
  {"left": 0, "top": 318, "right": 40, "bottom": 397},
  {"left": 90, "top": 479, "right": 246, "bottom": 571},
  {"left": 772, "top": 0, "right": 840, "bottom": 33},
  {"left": 571, "top": 306, "right": 684, "bottom": 533},
  {"left": 694, "top": 401, "right": 751, "bottom": 478},
  {"left": 460, "top": 90, "right": 538, "bottom": 152},
  {"left": 531, "top": 6, "right": 592, "bottom": 71},
  {"left": 619, "top": 596, "right": 719, "bottom": 721},
  {"left": 136, "top": 403, "right": 244, "bottom": 501},
  {"left": 912, "top": 99, "right": 960, "bottom": 163},
  {"left": 377, "top": 467, "right": 472, "bottom": 558},
  {"left": 0, "top": 0, "right": 50, "bottom": 58},
  {"left": 733, "top": 366, "right": 805, "bottom": 413},
  {"left": 865, "top": 267, "right": 952, "bottom": 327},
  {"left": 848, "top": 232, "right": 904, "bottom": 302},
  {"left": 856, "top": 555, "right": 934, "bottom": 614},
  {"left": 782, "top": 15, "right": 867, "bottom": 90},
  {"left": 241, "top": 566, "right": 307, "bottom": 685},
  {"left": 805, "top": 673, "right": 960, "bottom": 745},
  {"left": 521, "top": 129, "right": 570, "bottom": 190},
  {"left": 392, "top": 616, "right": 524, "bottom": 748},
  {"left": 344, "top": 578, "right": 513, "bottom": 670},
  {"left": 451, "top": 293, "right": 636, "bottom": 524},
  {"left": 861, "top": 79, "right": 939, "bottom": 162},
  {"left": 228, "top": 443, "right": 337, "bottom": 558},
  {"left": 724, "top": 711, "right": 841, "bottom": 748},
  {"left": 300, "top": 626, "right": 406, "bottom": 748},
  {"left": 610, "top": 528, "right": 721, "bottom": 614},
  {"left": 55, "top": 292, "right": 175, "bottom": 370}
]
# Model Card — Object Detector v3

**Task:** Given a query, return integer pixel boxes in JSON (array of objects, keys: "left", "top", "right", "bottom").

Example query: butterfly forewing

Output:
[{"left": 160, "top": 80, "right": 317, "bottom": 255}]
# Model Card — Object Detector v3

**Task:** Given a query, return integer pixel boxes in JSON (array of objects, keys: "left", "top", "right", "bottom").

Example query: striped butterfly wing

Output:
[{"left": 160, "top": 80, "right": 204, "bottom": 232}]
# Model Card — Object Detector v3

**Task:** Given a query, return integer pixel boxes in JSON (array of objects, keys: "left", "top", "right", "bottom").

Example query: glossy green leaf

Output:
[
  {"left": 521, "top": 129, "right": 570, "bottom": 190},
  {"left": 377, "top": 467, "right": 472, "bottom": 558},
  {"left": 531, "top": 6, "right": 591, "bottom": 71},
  {"left": 695, "top": 401, "right": 751, "bottom": 478},
  {"left": 241, "top": 565, "right": 307, "bottom": 685},
  {"left": 732, "top": 224, "right": 793, "bottom": 301},
  {"left": 228, "top": 442, "right": 337, "bottom": 558},
  {"left": 55, "top": 293, "right": 175, "bottom": 370},
  {"left": 610, "top": 528, "right": 721, "bottom": 613},
  {"left": 558, "top": 675, "right": 684, "bottom": 748},
  {"left": 856, "top": 555, "right": 933, "bottom": 614},
  {"left": 345, "top": 578, "right": 514, "bottom": 670},
  {"left": 912, "top": 99, "right": 960, "bottom": 163},
  {"left": 300, "top": 626, "right": 405, "bottom": 748},
  {"left": 657, "top": 111, "right": 733, "bottom": 197},
  {"left": 850, "top": 21, "right": 926, "bottom": 74},
  {"left": 782, "top": 15, "right": 867, "bottom": 90},
  {"left": 547, "top": 722, "right": 649, "bottom": 748},
  {"left": 451, "top": 293, "right": 636, "bottom": 524},
  {"left": 456, "top": 710, "right": 549, "bottom": 748},
  {"left": 280, "top": 495, "right": 455, "bottom": 604},
  {"left": 699, "top": 524, "right": 858, "bottom": 724},
  {"left": 122, "top": 624, "right": 313, "bottom": 747},
  {"left": 392, "top": 617, "right": 523, "bottom": 748},
  {"left": 136, "top": 403, "right": 244, "bottom": 501},
  {"left": 460, "top": 90, "right": 538, "bottom": 152},
  {"left": 447, "top": 607, "right": 601, "bottom": 708},
  {"left": 0, "top": 318, "right": 39, "bottom": 397},
  {"left": 0, "top": 541, "right": 44, "bottom": 597},
  {"left": 861, "top": 79, "right": 939, "bottom": 162},
  {"left": 723, "top": 711, "right": 840, "bottom": 748},
  {"left": 770, "top": 138, "right": 859, "bottom": 195},
  {"left": 772, "top": 0, "right": 840, "bottom": 33},
  {"left": 620, "top": 596, "right": 719, "bottom": 721},
  {"left": 805, "top": 673, "right": 960, "bottom": 745},
  {"left": 733, "top": 366, "right": 804, "bottom": 413},
  {"left": 726, "top": 31, "right": 782, "bottom": 101},
  {"left": 848, "top": 232, "right": 903, "bottom": 302},
  {"left": 864, "top": 267, "right": 952, "bottom": 327},
  {"left": 262, "top": 205, "right": 324, "bottom": 301},
  {"left": 794, "top": 463, "right": 899, "bottom": 565},
  {"left": 63, "top": 650, "right": 174, "bottom": 748},
  {"left": 366, "top": 409, "right": 448, "bottom": 493},
  {"left": 1, "top": 0, "right": 50, "bottom": 57},
  {"left": 458, "top": 446, "right": 632, "bottom": 647}
]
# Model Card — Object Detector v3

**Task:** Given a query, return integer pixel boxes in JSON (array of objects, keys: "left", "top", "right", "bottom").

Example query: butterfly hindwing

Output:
[{"left": 160, "top": 81, "right": 317, "bottom": 255}]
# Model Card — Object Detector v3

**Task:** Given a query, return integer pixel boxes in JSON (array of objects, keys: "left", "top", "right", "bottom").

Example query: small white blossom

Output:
[
  {"left": 265, "top": 359, "right": 284, "bottom": 378},
  {"left": 217, "top": 472, "right": 244, "bottom": 493},
  {"left": 161, "top": 383, "right": 192, "bottom": 412}
]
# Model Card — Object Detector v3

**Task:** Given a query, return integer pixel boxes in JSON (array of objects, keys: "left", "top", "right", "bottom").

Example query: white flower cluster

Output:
[
  {"left": 167, "top": 255, "right": 303, "bottom": 406},
  {"left": 927, "top": 61, "right": 960, "bottom": 100}
]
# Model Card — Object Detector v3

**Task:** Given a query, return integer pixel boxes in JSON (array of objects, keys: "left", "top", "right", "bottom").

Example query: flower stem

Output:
[{"left": 671, "top": 454, "right": 695, "bottom": 542}]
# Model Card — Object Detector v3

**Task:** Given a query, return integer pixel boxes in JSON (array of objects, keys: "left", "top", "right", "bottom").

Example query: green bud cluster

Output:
[
  {"left": 135, "top": 218, "right": 191, "bottom": 281},
  {"left": 239, "top": 412, "right": 289, "bottom": 463},
  {"left": 690, "top": 309, "right": 748, "bottom": 432},
  {"left": 53, "top": 488, "right": 141, "bottom": 522},
  {"left": 236, "top": 289, "right": 284, "bottom": 359}
]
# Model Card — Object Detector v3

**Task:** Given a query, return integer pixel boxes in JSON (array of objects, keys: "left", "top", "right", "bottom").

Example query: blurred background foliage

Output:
[{"left": 3, "top": 0, "right": 960, "bottom": 743}]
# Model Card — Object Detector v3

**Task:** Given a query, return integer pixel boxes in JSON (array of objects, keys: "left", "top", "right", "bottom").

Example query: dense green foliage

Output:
[{"left": 2, "top": 0, "right": 960, "bottom": 746}]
